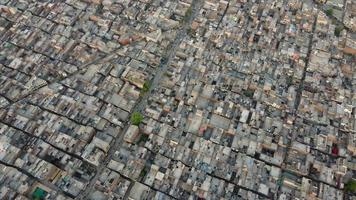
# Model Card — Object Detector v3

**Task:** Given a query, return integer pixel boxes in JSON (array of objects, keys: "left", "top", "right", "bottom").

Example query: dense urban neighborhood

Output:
[{"left": 0, "top": 0, "right": 355, "bottom": 199}]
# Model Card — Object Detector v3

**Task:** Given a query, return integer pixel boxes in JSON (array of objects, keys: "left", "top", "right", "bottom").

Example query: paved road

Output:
[
  {"left": 275, "top": 10, "right": 320, "bottom": 198},
  {"left": 76, "top": 1, "right": 204, "bottom": 199}
]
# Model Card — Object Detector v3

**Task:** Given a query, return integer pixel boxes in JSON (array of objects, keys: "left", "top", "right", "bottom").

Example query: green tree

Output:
[
  {"left": 286, "top": 76, "right": 293, "bottom": 87},
  {"left": 140, "top": 81, "right": 151, "bottom": 96},
  {"left": 183, "top": 7, "right": 193, "bottom": 22},
  {"left": 325, "top": 8, "right": 333, "bottom": 17},
  {"left": 187, "top": 27, "right": 195, "bottom": 36},
  {"left": 334, "top": 26, "right": 343, "bottom": 37},
  {"left": 139, "top": 168, "right": 148, "bottom": 178},
  {"left": 131, "top": 112, "right": 144, "bottom": 125},
  {"left": 142, "top": 81, "right": 151, "bottom": 93},
  {"left": 136, "top": 134, "right": 149, "bottom": 144},
  {"left": 243, "top": 89, "right": 254, "bottom": 98},
  {"left": 345, "top": 179, "right": 356, "bottom": 193}
]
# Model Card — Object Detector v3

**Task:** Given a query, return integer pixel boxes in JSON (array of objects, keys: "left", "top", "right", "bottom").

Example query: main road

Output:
[{"left": 76, "top": 0, "right": 204, "bottom": 199}]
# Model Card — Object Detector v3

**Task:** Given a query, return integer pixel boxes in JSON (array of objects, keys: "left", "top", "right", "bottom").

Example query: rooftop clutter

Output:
[{"left": 0, "top": 0, "right": 355, "bottom": 199}]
